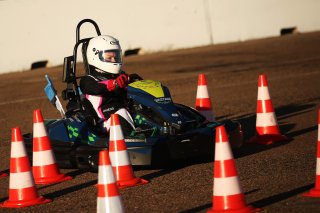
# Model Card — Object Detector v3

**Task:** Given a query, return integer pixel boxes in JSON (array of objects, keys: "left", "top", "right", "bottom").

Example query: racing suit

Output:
[{"left": 79, "top": 69, "right": 135, "bottom": 135}]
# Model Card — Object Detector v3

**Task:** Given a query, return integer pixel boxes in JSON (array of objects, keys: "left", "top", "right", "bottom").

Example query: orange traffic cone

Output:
[
  {"left": 32, "top": 109, "right": 72, "bottom": 184},
  {"left": 207, "top": 125, "right": 256, "bottom": 213},
  {"left": 303, "top": 109, "right": 320, "bottom": 197},
  {"left": 0, "top": 127, "right": 51, "bottom": 208},
  {"left": 195, "top": 74, "right": 215, "bottom": 122},
  {"left": 249, "top": 74, "right": 289, "bottom": 145},
  {"left": 97, "top": 150, "right": 124, "bottom": 213},
  {"left": 109, "top": 114, "right": 148, "bottom": 188}
]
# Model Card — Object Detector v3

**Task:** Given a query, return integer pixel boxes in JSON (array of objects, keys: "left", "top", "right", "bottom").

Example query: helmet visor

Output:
[{"left": 99, "top": 50, "right": 122, "bottom": 63}]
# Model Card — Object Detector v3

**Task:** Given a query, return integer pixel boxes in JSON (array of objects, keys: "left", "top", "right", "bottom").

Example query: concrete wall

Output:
[
  {"left": 0, "top": 0, "right": 319, "bottom": 74},
  {"left": 210, "top": 0, "right": 320, "bottom": 43}
]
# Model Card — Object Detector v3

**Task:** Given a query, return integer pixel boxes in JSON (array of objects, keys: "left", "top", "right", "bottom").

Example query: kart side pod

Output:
[{"left": 161, "top": 122, "right": 181, "bottom": 135}]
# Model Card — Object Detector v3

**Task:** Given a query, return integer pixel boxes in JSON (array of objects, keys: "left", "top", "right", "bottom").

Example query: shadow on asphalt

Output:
[
  {"left": 179, "top": 184, "right": 314, "bottom": 212},
  {"left": 140, "top": 155, "right": 214, "bottom": 181},
  {"left": 251, "top": 184, "right": 314, "bottom": 208},
  {"left": 179, "top": 203, "right": 212, "bottom": 213},
  {"left": 43, "top": 179, "right": 97, "bottom": 199},
  {"left": 34, "top": 169, "right": 89, "bottom": 191}
]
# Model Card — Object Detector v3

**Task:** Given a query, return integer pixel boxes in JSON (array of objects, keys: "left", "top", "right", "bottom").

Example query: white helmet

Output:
[{"left": 86, "top": 35, "right": 123, "bottom": 74}]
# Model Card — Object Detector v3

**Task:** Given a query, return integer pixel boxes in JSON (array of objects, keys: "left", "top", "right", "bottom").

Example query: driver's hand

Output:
[{"left": 116, "top": 74, "right": 128, "bottom": 88}]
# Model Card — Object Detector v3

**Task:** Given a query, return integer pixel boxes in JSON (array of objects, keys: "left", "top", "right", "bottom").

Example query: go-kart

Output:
[{"left": 23, "top": 19, "right": 243, "bottom": 172}]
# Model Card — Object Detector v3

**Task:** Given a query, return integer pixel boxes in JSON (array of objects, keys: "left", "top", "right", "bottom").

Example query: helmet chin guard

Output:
[{"left": 86, "top": 35, "right": 123, "bottom": 74}]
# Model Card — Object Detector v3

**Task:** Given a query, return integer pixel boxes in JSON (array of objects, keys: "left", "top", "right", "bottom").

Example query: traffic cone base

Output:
[
  {"left": 33, "top": 159, "right": 72, "bottom": 185},
  {"left": 0, "top": 196, "right": 51, "bottom": 208},
  {"left": 303, "top": 188, "right": 320, "bottom": 197},
  {"left": 207, "top": 205, "right": 255, "bottom": 213},
  {"left": 117, "top": 177, "right": 148, "bottom": 189},
  {"left": 248, "top": 134, "right": 290, "bottom": 145},
  {"left": 112, "top": 161, "right": 148, "bottom": 188},
  {"left": 34, "top": 173, "right": 72, "bottom": 185}
]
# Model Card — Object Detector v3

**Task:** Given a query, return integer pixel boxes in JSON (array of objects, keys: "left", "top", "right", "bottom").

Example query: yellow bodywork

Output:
[{"left": 129, "top": 80, "right": 164, "bottom": 98}]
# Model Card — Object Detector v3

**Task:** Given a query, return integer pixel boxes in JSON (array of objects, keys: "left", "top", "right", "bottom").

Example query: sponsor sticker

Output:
[{"left": 154, "top": 97, "right": 172, "bottom": 104}]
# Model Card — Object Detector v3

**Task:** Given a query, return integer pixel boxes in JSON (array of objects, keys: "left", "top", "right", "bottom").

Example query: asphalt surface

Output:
[{"left": 0, "top": 31, "right": 320, "bottom": 212}]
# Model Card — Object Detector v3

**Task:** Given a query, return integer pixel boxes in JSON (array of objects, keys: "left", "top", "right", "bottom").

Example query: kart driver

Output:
[{"left": 80, "top": 35, "right": 135, "bottom": 135}]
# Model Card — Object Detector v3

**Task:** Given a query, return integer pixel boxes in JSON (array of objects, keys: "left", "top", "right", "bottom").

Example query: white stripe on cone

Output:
[
  {"left": 9, "top": 171, "right": 35, "bottom": 189},
  {"left": 196, "top": 85, "right": 210, "bottom": 98},
  {"left": 213, "top": 176, "right": 243, "bottom": 196},
  {"left": 256, "top": 112, "right": 278, "bottom": 126},
  {"left": 97, "top": 197, "right": 124, "bottom": 213},
  {"left": 257, "top": 87, "right": 271, "bottom": 100},
  {"left": 316, "top": 158, "right": 320, "bottom": 175},
  {"left": 317, "top": 123, "right": 320, "bottom": 175},
  {"left": 11, "top": 141, "right": 27, "bottom": 158},
  {"left": 33, "top": 122, "right": 47, "bottom": 138},
  {"left": 98, "top": 165, "right": 116, "bottom": 184},
  {"left": 33, "top": 150, "right": 56, "bottom": 166},
  {"left": 110, "top": 125, "right": 124, "bottom": 141},
  {"left": 215, "top": 142, "right": 233, "bottom": 161},
  {"left": 109, "top": 151, "right": 131, "bottom": 167}
]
